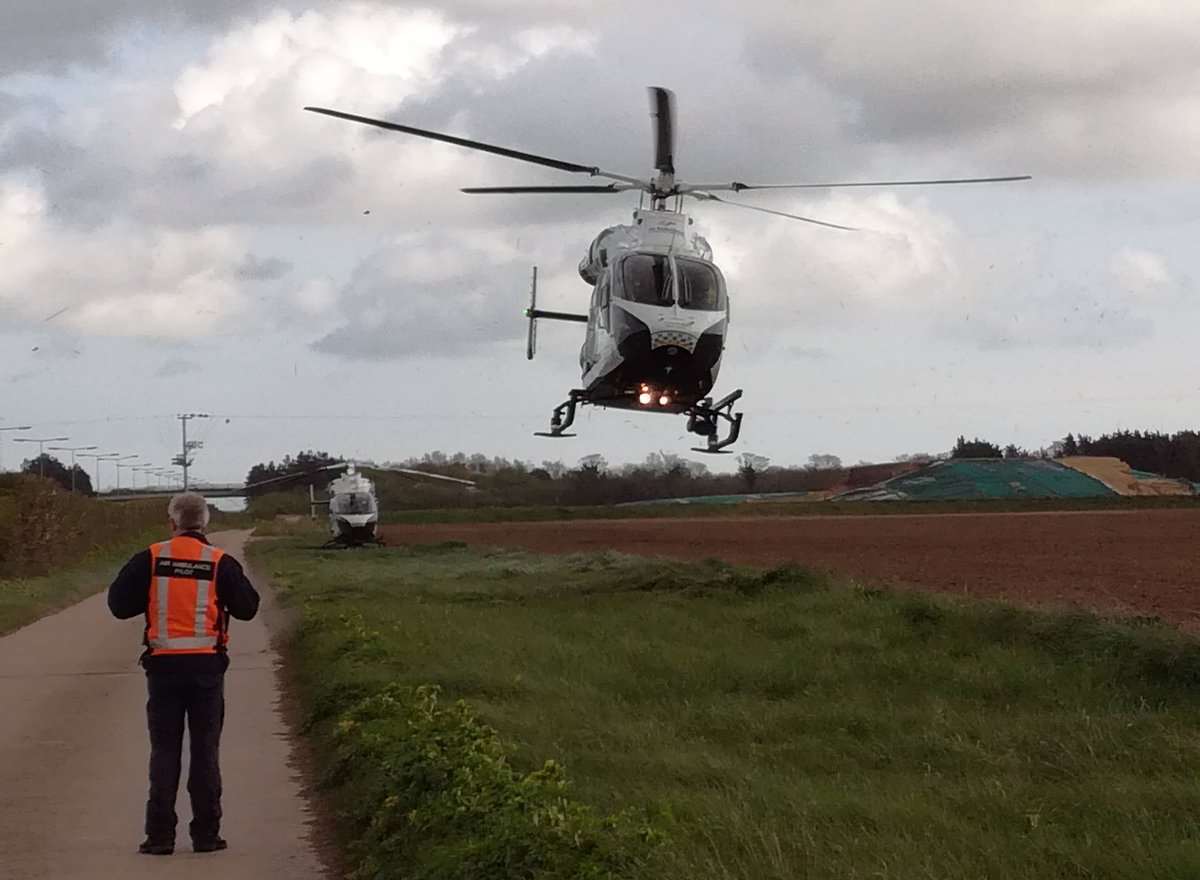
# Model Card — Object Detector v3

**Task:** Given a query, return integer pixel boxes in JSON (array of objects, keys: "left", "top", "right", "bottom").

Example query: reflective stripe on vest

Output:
[{"left": 146, "top": 537, "right": 225, "bottom": 655}]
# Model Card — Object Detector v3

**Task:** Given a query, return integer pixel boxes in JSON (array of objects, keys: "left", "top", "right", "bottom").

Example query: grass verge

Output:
[
  {"left": 0, "top": 526, "right": 162, "bottom": 635},
  {"left": 254, "top": 538, "right": 1200, "bottom": 879}
]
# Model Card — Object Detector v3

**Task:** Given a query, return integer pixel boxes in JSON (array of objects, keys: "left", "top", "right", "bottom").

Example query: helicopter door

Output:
[
  {"left": 596, "top": 273, "right": 611, "bottom": 333},
  {"left": 581, "top": 273, "right": 610, "bottom": 371}
]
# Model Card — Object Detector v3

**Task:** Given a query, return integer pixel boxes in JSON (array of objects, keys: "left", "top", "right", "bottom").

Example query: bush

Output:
[{"left": 0, "top": 474, "right": 162, "bottom": 577}]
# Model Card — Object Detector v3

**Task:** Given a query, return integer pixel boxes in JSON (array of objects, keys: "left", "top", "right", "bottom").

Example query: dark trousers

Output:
[{"left": 145, "top": 671, "right": 225, "bottom": 843}]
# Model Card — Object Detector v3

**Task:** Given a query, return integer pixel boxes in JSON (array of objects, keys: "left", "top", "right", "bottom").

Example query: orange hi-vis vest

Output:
[{"left": 145, "top": 536, "right": 227, "bottom": 655}]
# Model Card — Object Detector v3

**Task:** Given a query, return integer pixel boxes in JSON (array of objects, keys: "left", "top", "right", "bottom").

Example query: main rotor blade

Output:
[
  {"left": 684, "top": 175, "right": 1032, "bottom": 193},
  {"left": 648, "top": 86, "right": 676, "bottom": 175},
  {"left": 690, "top": 192, "right": 859, "bottom": 231},
  {"left": 243, "top": 462, "right": 347, "bottom": 491},
  {"left": 378, "top": 465, "right": 476, "bottom": 487},
  {"left": 305, "top": 106, "right": 598, "bottom": 175},
  {"left": 461, "top": 184, "right": 634, "bottom": 194}
]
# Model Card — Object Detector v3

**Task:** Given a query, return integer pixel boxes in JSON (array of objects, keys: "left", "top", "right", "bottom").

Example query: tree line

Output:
[
  {"left": 948, "top": 431, "right": 1200, "bottom": 482},
  {"left": 242, "top": 429, "right": 1198, "bottom": 512},
  {"left": 16, "top": 426, "right": 1200, "bottom": 503}
]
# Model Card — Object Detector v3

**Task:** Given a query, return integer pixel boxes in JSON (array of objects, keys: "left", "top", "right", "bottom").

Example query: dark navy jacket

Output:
[{"left": 107, "top": 531, "right": 260, "bottom": 673}]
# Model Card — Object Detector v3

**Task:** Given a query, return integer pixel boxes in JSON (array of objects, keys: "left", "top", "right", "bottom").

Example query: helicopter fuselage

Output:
[
  {"left": 576, "top": 210, "right": 728, "bottom": 414},
  {"left": 325, "top": 470, "right": 382, "bottom": 547}
]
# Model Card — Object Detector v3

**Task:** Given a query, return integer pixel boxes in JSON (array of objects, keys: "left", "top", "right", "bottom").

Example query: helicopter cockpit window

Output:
[
  {"left": 331, "top": 492, "right": 376, "bottom": 515},
  {"left": 619, "top": 254, "right": 674, "bottom": 306},
  {"left": 676, "top": 258, "right": 724, "bottom": 311}
]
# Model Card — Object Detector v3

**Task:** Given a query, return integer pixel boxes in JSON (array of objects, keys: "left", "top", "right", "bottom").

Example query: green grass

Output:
[
  {"left": 0, "top": 527, "right": 162, "bottom": 635},
  {"left": 381, "top": 494, "right": 1198, "bottom": 525},
  {"left": 255, "top": 539, "right": 1200, "bottom": 880}
]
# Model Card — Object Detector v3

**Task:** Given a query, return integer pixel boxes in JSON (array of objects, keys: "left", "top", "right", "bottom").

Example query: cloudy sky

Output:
[{"left": 1, "top": 0, "right": 1197, "bottom": 485}]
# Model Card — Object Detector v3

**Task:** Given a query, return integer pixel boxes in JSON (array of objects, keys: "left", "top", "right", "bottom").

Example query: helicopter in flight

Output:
[
  {"left": 246, "top": 461, "right": 475, "bottom": 547},
  {"left": 305, "top": 88, "right": 1029, "bottom": 453}
]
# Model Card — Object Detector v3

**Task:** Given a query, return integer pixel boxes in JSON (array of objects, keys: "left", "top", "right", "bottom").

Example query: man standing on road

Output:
[{"left": 107, "top": 492, "right": 260, "bottom": 856}]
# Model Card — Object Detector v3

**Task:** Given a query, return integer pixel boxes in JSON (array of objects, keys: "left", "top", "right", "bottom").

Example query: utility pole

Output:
[
  {"left": 110, "top": 455, "right": 138, "bottom": 492},
  {"left": 174, "top": 413, "right": 210, "bottom": 490},
  {"left": 81, "top": 452, "right": 121, "bottom": 494},
  {"left": 0, "top": 424, "right": 32, "bottom": 472},
  {"left": 133, "top": 466, "right": 156, "bottom": 490},
  {"left": 12, "top": 436, "right": 70, "bottom": 477},
  {"left": 47, "top": 445, "right": 98, "bottom": 492}
]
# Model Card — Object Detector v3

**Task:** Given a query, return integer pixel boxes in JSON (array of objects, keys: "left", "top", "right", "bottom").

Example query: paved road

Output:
[{"left": 0, "top": 531, "right": 328, "bottom": 879}]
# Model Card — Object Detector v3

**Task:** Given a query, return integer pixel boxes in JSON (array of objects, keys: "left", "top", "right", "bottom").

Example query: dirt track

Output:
[
  {"left": 0, "top": 531, "right": 328, "bottom": 880},
  {"left": 382, "top": 508, "right": 1200, "bottom": 626}
]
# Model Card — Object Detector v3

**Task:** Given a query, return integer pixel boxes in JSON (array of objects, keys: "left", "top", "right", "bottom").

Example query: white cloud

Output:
[
  {"left": 294, "top": 277, "right": 338, "bottom": 316},
  {"left": 704, "top": 192, "right": 961, "bottom": 327},
  {"left": 1110, "top": 247, "right": 1173, "bottom": 296},
  {"left": 0, "top": 172, "right": 250, "bottom": 337}
]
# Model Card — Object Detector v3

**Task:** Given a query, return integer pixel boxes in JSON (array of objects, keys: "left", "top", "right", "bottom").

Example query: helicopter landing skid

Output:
[
  {"left": 687, "top": 389, "right": 744, "bottom": 454},
  {"left": 534, "top": 389, "right": 586, "bottom": 438}
]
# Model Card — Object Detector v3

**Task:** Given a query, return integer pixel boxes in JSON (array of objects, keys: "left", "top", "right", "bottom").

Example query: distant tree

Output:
[
  {"left": 577, "top": 453, "right": 608, "bottom": 473},
  {"left": 566, "top": 454, "right": 610, "bottom": 504},
  {"left": 806, "top": 453, "right": 842, "bottom": 470},
  {"left": 1061, "top": 433, "right": 1080, "bottom": 456},
  {"left": 245, "top": 449, "right": 342, "bottom": 495},
  {"left": 951, "top": 436, "right": 1003, "bottom": 459},
  {"left": 896, "top": 452, "right": 935, "bottom": 464},
  {"left": 1003, "top": 444, "right": 1030, "bottom": 459},
  {"left": 22, "top": 454, "right": 94, "bottom": 494},
  {"left": 541, "top": 460, "right": 568, "bottom": 479},
  {"left": 641, "top": 452, "right": 672, "bottom": 474},
  {"left": 737, "top": 453, "right": 770, "bottom": 492}
]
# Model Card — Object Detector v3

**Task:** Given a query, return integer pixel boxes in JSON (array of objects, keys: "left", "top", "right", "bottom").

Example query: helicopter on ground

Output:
[
  {"left": 305, "top": 88, "right": 1029, "bottom": 453},
  {"left": 246, "top": 461, "right": 475, "bottom": 548}
]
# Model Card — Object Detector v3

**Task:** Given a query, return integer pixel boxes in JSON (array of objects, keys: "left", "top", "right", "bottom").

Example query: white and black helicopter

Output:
[
  {"left": 246, "top": 461, "right": 475, "bottom": 547},
  {"left": 306, "top": 88, "right": 1028, "bottom": 453}
]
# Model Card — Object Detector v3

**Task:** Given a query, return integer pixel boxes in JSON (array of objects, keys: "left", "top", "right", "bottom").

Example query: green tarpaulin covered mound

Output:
[{"left": 837, "top": 459, "right": 1119, "bottom": 501}]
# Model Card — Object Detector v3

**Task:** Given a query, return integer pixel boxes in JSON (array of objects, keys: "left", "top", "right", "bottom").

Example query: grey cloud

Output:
[
  {"left": 237, "top": 254, "right": 293, "bottom": 281},
  {"left": 0, "top": 7, "right": 857, "bottom": 238},
  {"left": 739, "top": 2, "right": 1200, "bottom": 177},
  {"left": 0, "top": 92, "right": 21, "bottom": 123},
  {"left": 0, "top": 0, "right": 276, "bottom": 75},
  {"left": 942, "top": 280, "right": 1158, "bottom": 352},
  {"left": 154, "top": 154, "right": 212, "bottom": 186},
  {"left": 310, "top": 236, "right": 535, "bottom": 360},
  {"left": 409, "top": 19, "right": 856, "bottom": 189},
  {"left": 0, "top": 0, "right": 602, "bottom": 78},
  {"left": 786, "top": 346, "right": 833, "bottom": 361},
  {"left": 155, "top": 357, "right": 202, "bottom": 378}
]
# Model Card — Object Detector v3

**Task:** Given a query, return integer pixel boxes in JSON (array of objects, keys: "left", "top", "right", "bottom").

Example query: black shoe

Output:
[
  {"left": 138, "top": 839, "right": 174, "bottom": 856},
  {"left": 192, "top": 836, "right": 228, "bottom": 853}
]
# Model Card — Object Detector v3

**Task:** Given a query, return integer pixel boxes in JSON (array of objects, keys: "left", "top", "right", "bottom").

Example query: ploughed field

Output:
[{"left": 381, "top": 507, "right": 1200, "bottom": 627}]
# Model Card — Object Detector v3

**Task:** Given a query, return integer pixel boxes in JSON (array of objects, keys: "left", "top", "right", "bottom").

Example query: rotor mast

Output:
[{"left": 648, "top": 86, "right": 676, "bottom": 210}]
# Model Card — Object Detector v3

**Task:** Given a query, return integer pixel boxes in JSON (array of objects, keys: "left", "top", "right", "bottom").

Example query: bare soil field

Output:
[{"left": 381, "top": 508, "right": 1200, "bottom": 627}]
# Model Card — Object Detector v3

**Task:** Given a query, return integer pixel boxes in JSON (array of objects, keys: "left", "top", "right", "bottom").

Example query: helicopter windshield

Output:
[
  {"left": 619, "top": 254, "right": 674, "bottom": 306},
  {"left": 676, "top": 258, "right": 724, "bottom": 311},
  {"left": 331, "top": 492, "right": 376, "bottom": 515}
]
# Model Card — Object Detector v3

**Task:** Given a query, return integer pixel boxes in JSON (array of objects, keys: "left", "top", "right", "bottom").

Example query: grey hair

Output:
[{"left": 168, "top": 492, "right": 210, "bottom": 531}]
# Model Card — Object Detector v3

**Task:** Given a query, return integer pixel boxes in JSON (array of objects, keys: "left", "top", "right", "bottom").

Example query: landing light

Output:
[
  {"left": 638, "top": 391, "right": 653, "bottom": 405},
  {"left": 658, "top": 394, "right": 671, "bottom": 406}
]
